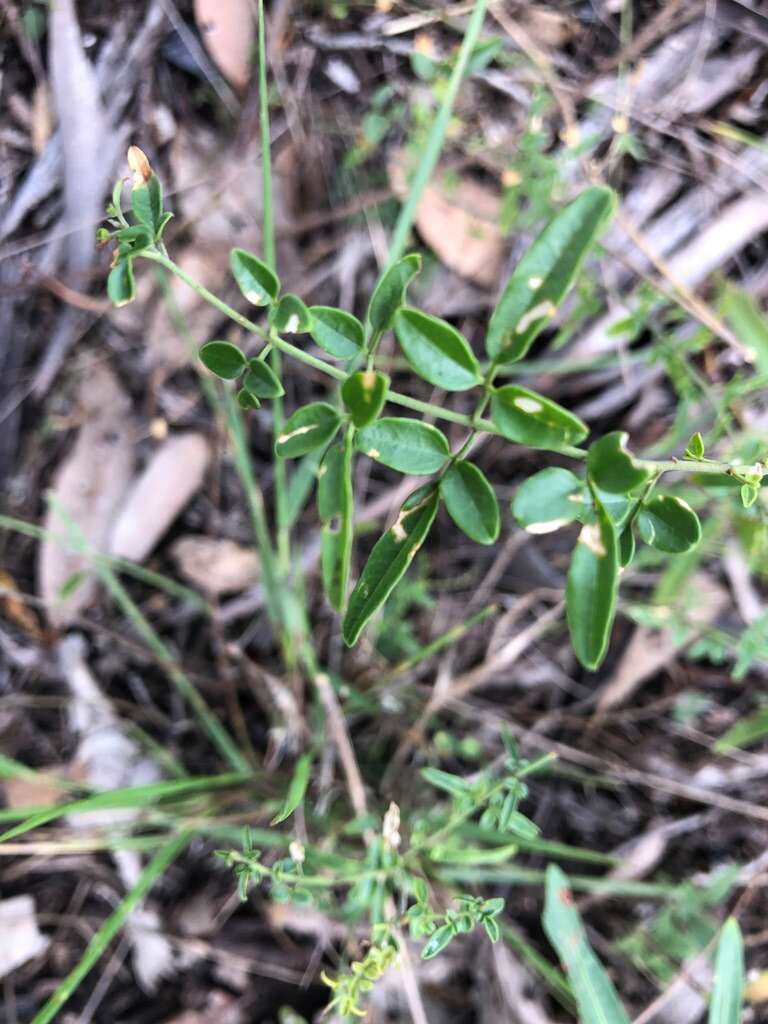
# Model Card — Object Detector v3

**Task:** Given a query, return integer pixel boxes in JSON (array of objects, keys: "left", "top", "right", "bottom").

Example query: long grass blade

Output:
[
  {"left": 386, "top": 0, "right": 490, "bottom": 266},
  {"left": 30, "top": 831, "right": 190, "bottom": 1024},
  {"left": 709, "top": 918, "right": 744, "bottom": 1024}
]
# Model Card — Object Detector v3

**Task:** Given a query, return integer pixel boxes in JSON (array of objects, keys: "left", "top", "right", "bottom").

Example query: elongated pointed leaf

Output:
[
  {"left": 394, "top": 307, "right": 481, "bottom": 391},
  {"left": 131, "top": 175, "right": 163, "bottom": 235},
  {"left": 356, "top": 418, "right": 450, "bottom": 475},
  {"left": 491, "top": 385, "right": 588, "bottom": 450},
  {"left": 341, "top": 371, "right": 389, "bottom": 427},
  {"left": 487, "top": 187, "right": 615, "bottom": 363},
  {"left": 343, "top": 487, "right": 439, "bottom": 645},
  {"left": 308, "top": 306, "right": 364, "bottom": 359},
  {"left": 271, "top": 752, "right": 314, "bottom": 825},
  {"left": 587, "top": 432, "right": 650, "bottom": 494},
  {"left": 512, "top": 467, "right": 585, "bottom": 534},
  {"left": 709, "top": 919, "right": 744, "bottom": 1024},
  {"left": 199, "top": 340, "right": 247, "bottom": 379},
  {"left": 244, "top": 357, "right": 284, "bottom": 398},
  {"left": 321, "top": 524, "right": 344, "bottom": 610},
  {"left": 543, "top": 865, "right": 631, "bottom": 1024},
  {"left": 230, "top": 248, "right": 280, "bottom": 305},
  {"left": 318, "top": 443, "right": 345, "bottom": 522},
  {"left": 637, "top": 496, "right": 701, "bottom": 553},
  {"left": 440, "top": 461, "right": 500, "bottom": 544},
  {"left": 566, "top": 495, "right": 619, "bottom": 670},
  {"left": 276, "top": 403, "right": 341, "bottom": 458},
  {"left": 368, "top": 254, "right": 421, "bottom": 332}
]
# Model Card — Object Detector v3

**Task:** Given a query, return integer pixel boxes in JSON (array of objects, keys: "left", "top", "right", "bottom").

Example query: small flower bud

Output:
[
  {"left": 382, "top": 801, "right": 401, "bottom": 850},
  {"left": 127, "top": 145, "right": 152, "bottom": 188},
  {"left": 289, "top": 840, "right": 305, "bottom": 864}
]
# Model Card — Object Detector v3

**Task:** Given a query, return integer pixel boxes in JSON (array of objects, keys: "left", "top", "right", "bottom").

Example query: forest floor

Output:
[{"left": 1, "top": 1, "right": 768, "bottom": 1022}]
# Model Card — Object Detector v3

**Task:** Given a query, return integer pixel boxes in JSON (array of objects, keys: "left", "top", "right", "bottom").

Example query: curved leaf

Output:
[
  {"left": 199, "top": 340, "right": 247, "bottom": 379},
  {"left": 308, "top": 306, "right": 364, "bottom": 359},
  {"left": 637, "top": 496, "right": 702, "bottom": 553},
  {"left": 244, "top": 357, "right": 284, "bottom": 397},
  {"left": 440, "top": 461, "right": 500, "bottom": 544},
  {"left": 230, "top": 248, "right": 280, "bottom": 305},
  {"left": 107, "top": 259, "right": 136, "bottom": 307},
  {"left": 587, "top": 432, "right": 650, "bottom": 494},
  {"left": 276, "top": 403, "right": 340, "bottom": 458},
  {"left": 512, "top": 467, "right": 585, "bottom": 533},
  {"left": 341, "top": 371, "right": 389, "bottom": 427},
  {"left": 368, "top": 254, "right": 422, "bottom": 332},
  {"left": 566, "top": 495, "right": 619, "bottom": 670},
  {"left": 271, "top": 752, "right": 313, "bottom": 825},
  {"left": 271, "top": 293, "right": 311, "bottom": 333},
  {"left": 487, "top": 187, "right": 615, "bottom": 363},
  {"left": 394, "top": 307, "right": 481, "bottom": 391},
  {"left": 343, "top": 487, "right": 439, "bottom": 645},
  {"left": 356, "top": 418, "right": 450, "bottom": 475},
  {"left": 491, "top": 385, "right": 588, "bottom": 450}
]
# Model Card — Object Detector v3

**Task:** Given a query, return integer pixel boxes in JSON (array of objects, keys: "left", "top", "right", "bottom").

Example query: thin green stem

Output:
[
  {"left": 386, "top": 0, "right": 491, "bottom": 265},
  {"left": 257, "top": 0, "right": 275, "bottom": 271}
]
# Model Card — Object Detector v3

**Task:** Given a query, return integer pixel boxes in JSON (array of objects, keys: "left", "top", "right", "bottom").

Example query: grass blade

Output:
[
  {"left": 30, "top": 831, "right": 190, "bottom": 1024},
  {"left": 386, "top": 0, "right": 490, "bottom": 266},
  {"left": 709, "top": 918, "right": 744, "bottom": 1024},
  {"left": 543, "top": 864, "right": 631, "bottom": 1024}
]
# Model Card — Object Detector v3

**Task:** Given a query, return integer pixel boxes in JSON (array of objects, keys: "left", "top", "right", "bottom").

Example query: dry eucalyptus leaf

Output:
[
  {"left": 0, "top": 569, "right": 43, "bottom": 639},
  {"left": 59, "top": 633, "right": 173, "bottom": 991},
  {"left": 109, "top": 433, "right": 211, "bottom": 563},
  {"left": 37, "top": 360, "right": 135, "bottom": 628},
  {"left": 194, "top": 0, "right": 254, "bottom": 92},
  {"left": 0, "top": 896, "right": 50, "bottom": 978},
  {"left": 49, "top": 0, "right": 110, "bottom": 276},
  {"left": 171, "top": 535, "right": 259, "bottom": 596},
  {"left": 3, "top": 768, "right": 69, "bottom": 810},
  {"left": 389, "top": 152, "right": 503, "bottom": 287}
]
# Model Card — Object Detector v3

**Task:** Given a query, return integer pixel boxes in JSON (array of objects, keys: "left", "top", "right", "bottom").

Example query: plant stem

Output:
[{"left": 386, "top": 0, "right": 491, "bottom": 266}]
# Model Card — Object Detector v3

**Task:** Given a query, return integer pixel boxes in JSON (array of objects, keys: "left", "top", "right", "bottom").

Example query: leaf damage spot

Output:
[
  {"left": 515, "top": 300, "right": 556, "bottom": 335},
  {"left": 526, "top": 518, "right": 570, "bottom": 535},
  {"left": 579, "top": 523, "right": 606, "bottom": 557},
  {"left": 278, "top": 425, "right": 314, "bottom": 444},
  {"left": 514, "top": 396, "right": 543, "bottom": 415}
]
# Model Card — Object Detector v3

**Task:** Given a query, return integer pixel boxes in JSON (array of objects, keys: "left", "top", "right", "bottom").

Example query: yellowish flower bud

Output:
[{"left": 127, "top": 145, "right": 152, "bottom": 188}]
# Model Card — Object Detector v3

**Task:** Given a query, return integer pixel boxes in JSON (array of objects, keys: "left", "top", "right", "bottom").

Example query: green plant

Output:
[
  {"left": 103, "top": 150, "right": 765, "bottom": 672},
  {"left": 544, "top": 866, "right": 745, "bottom": 1024}
]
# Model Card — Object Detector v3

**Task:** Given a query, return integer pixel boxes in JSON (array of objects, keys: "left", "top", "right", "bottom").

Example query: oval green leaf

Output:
[
  {"left": 343, "top": 486, "right": 439, "bottom": 645},
  {"left": 107, "top": 258, "right": 136, "bottom": 307},
  {"left": 276, "top": 402, "right": 341, "bottom": 458},
  {"left": 368, "top": 253, "right": 422, "bottom": 332},
  {"left": 271, "top": 293, "right": 311, "bottom": 333},
  {"left": 487, "top": 186, "right": 616, "bottom": 363},
  {"left": 618, "top": 525, "right": 635, "bottom": 567},
  {"left": 356, "top": 418, "right": 450, "bottom": 475},
  {"left": 511, "top": 467, "right": 585, "bottom": 534},
  {"left": 308, "top": 306, "right": 364, "bottom": 359},
  {"left": 244, "top": 357, "right": 285, "bottom": 398},
  {"left": 440, "top": 461, "right": 500, "bottom": 545},
  {"left": 230, "top": 248, "right": 280, "bottom": 306},
  {"left": 341, "top": 370, "right": 389, "bottom": 427},
  {"left": 637, "top": 495, "right": 701, "bottom": 553},
  {"left": 491, "top": 385, "right": 588, "bottom": 450},
  {"left": 566, "top": 497, "right": 619, "bottom": 670},
  {"left": 236, "top": 388, "right": 260, "bottom": 409},
  {"left": 543, "top": 865, "right": 631, "bottom": 1024},
  {"left": 394, "top": 307, "right": 481, "bottom": 391},
  {"left": 321, "top": 524, "right": 344, "bottom": 610},
  {"left": 587, "top": 431, "right": 650, "bottom": 494},
  {"left": 199, "top": 340, "right": 247, "bottom": 379}
]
